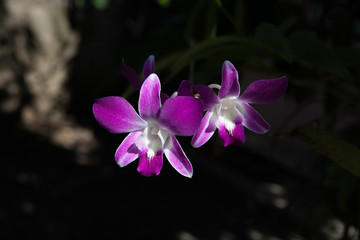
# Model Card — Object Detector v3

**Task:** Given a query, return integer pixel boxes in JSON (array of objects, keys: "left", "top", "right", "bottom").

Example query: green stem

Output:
[{"left": 214, "top": 0, "right": 239, "bottom": 32}]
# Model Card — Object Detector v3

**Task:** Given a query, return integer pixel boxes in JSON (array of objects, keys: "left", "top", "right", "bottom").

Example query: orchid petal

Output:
[
  {"left": 236, "top": 101, "right": 270, "bottom": 134},
  {"left": 160, "top": 93, "right": 169, "bottom": 105},
  {"left": 164, "top": 135, "right": 193, "bottom": 178},
  {"left": 219, "top": 61, "right": 240, "bottom": 99},
  {"left": 121, "top": 59, "right": 143, "bottom": 91},
  {"left": 93, "top": 96, "right": 147, "bottom": 133},
  {"left": 159, "top": 96, "right": 203, "bottom": 136},
  {"left": 143, "top": 55, "right": 155, "bottom": 79},
  {"left": 135, "top": 126, "right": 166, "bottom": 157},
  {"left": 218, "top": 123, "right": 245, "bottom": 147},
  {"left": 137, "top": 150, "right": 163, "bottom": 177},
  {"left": 239, "top": 76, "right": 288, "bottom": 104},
  {"left": 193, "top": 85, "right": 220, "bottom": 110},
  {"left": 191, "top": 111, "right": 217, "bottom": 148},
  {"left": 116, "top": 131, "right": 141, "bottom": 167},
  {"left": 177, "top": 80, "right": 193, "bottom": 97},
  {"left": 139, "top": 74, "right": 161, "bottom": 120}
]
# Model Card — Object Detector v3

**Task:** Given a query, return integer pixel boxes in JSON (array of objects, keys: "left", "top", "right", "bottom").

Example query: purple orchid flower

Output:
[
  {"left": 93, "top": 73, "right": 203, "bottom": 177},
  {"left": 191, "top": 60, "right": 288, "bottom": 147}
]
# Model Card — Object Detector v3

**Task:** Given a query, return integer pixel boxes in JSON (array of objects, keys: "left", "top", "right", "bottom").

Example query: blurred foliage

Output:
[
  {"left": 73, "top": 0, "right": 85, "bottom": 7},
  {"left": 157, "top": 0, "right": 172, "bottom": 8},
  {"left": 74, "top": 0, "right": 111, "bottom": 10},
  {"left": 296, "top": 126, "right": 360, "bottom": 177},
  {"left": 92, "top": 0, "right": 110, "bottom": 10}
]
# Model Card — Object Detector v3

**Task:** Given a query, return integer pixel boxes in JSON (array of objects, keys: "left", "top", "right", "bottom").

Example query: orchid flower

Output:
[
  {"left": 191, "top": 60, "right": 288, "bottom": 147},
  {"left": 93, "top": 73, "right": 203, "bottom": 177}
]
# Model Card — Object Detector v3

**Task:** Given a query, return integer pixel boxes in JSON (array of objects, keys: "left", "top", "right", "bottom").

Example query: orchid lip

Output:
[
  {"left": 136, "top": 121, "right": 170, "bottom": 160},
  {"left": 213, "top": 97, "right": 240, "bottom": 135},
  {"left": 220, "top": 117, "right": 236, "bottom": 135},
  {"left": 212, "top": 97, "right": 242, "bottom": 136}
]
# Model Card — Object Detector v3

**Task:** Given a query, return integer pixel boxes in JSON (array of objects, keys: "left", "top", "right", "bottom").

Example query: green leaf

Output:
[
  {"left": 92, "top": 0, "right": 110, "bottom": 10},
  {"left": 253, "top": 23, "right": 293, "bottom": 62},
  {"left": 214, "top": 0, "right": 239, "bottom": 32},
  {"left": 74, "top": 0, "right": 85, "bottom": 7},
  {"left": 157, "top": 0, "right": 171, "bottom": 8},
  {"left": 167, "top": 35, "right": 249, "bottom": 81},
  {"left": 288, "top": 32, "right": 353, "bottom": 81},
  {"left": 205, "top": 1, "right": 218, "bottom": 39},
  {"left": 166, "top": 34, "right": 290, "bottom": 83},
  {"left": 233, "top": 0, "right": 245, "bottom": 33},
  {"left": 184, "top": 0, "right": 204, "bottom": 43},
  {"left": 296, "top": 126, "right": 360, "bottom": 177}
]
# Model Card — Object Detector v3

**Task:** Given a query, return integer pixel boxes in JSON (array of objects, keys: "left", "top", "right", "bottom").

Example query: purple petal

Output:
[
  {"left": 160, "top": 93, "right": 169, "bottom": 105},
  {"left": 191, "top": 111, "right": 217, "bottom": 148},
  {"left": 236, "top": 101, "right": 270, "bottom": 134},
  {"left": 177, "top": 80, "right": 193, "bottom": 97},
  {"left": 164, "top": 135, "right": 193, "bottom": 178},
  {"left": 193, "top": 85, "right": 220, "bottom": 110},
  {"left": 121, "top": 59, "right": 143, "bottom": 91},
  {"left": 159, "top": 96, "right": 203, "bottom": 136},
  {"left": 143, "top": 55, "right": 155, "bottom": 79},
  {"left": 137, "top": 150, "right": 163, "bottom": 177},
  {"left": 139, "top": 74, "right": 161, "bottom": 120},
  {"left": 218, "top": 123, "right": 245, "bottom": 147},
  {"left": 115, "top": 131, "right": 141, "bottom": 167},
  {"left": 239, "top": 76, "right": 288, "bottom": 104},
  {"left": 218, "top": 61, "right": 240, "bottom": 99},
  {"left": 93, "top": 96, "right": 147, "bottom": 133}
]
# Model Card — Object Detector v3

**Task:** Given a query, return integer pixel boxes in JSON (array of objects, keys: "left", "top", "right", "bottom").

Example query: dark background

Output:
[{"left": 1, "top": 0, "right": 360, "bottom": 239}]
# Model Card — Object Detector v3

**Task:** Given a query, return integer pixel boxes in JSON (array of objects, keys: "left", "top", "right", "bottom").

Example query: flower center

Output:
[
  {"left": 214, "top": 97, "right": 239, "bottom": 135},
  {"left": 137, "top": 122, "right": 170, "bottom": 160}
]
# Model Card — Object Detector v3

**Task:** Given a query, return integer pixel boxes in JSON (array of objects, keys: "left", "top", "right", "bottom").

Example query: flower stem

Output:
[{"left": 214, "top": 0, "right": 240, "bottom": 32}]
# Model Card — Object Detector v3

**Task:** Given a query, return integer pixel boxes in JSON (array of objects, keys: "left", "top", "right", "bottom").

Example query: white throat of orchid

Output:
[
  {"left": 136, "top": 122, "right": 170, "bottom": 160},
  {"left": 213, "top": 97, "right": 240, "bottom": 136}
]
